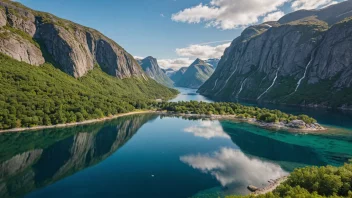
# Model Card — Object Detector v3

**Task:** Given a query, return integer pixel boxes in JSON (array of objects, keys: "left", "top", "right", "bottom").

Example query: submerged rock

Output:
[{"left": 247, "top": 185, "right": 259, "bottom": 192}]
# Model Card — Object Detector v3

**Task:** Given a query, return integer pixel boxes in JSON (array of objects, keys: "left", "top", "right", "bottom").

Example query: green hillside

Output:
[{"left": 0, "top": 54, "right": 178, "bottom": 129}]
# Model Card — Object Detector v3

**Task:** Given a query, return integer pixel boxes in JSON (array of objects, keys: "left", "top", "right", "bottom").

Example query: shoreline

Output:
[
  {"left": 0, "top": 111, "right": 326, "bottom": 134},
  {"left": 160, "top": 112, "right": 327, "bottom": 133},
  {"left": 251, "top": 176, "right": 288, "bottom": 195},
  {"left": 0, "top": 110, "right": 155, "bottom": 133}
]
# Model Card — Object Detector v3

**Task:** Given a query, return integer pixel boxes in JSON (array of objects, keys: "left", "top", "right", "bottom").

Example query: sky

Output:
[{"left": 16, "top": 0, "right": 345, "bottom": 70}]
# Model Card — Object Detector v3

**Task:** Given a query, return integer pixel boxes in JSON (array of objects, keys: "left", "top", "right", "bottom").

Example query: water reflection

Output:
[
  {"left": 0, "top": 114, "right": 157, "bottom": 198},
  {"left": 181, "top": 148, "right": 288, "bottom": 195},
  {"left": 170, "top": 87, "right": 213, "bottom": 102},
  {"left": 184, "top": 121, "right": 230, "bottom": 139}
]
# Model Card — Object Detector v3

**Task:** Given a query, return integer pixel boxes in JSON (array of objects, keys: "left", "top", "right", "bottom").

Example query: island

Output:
[{"left": 154, "top": 101, "right": 325, "bottom": 132}]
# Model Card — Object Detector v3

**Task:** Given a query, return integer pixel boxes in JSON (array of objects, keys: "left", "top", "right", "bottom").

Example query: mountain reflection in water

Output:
[
  {"left": 0, "top": 114, "right": 157, "bottom": 198},
  {"left": 0, "top": 114, "right": 351, "bottom": 198}
]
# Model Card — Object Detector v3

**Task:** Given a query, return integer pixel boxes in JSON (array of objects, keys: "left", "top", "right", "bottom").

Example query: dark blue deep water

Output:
[{"left": 0, "top": 88, "right": 351, "bottom": 198}]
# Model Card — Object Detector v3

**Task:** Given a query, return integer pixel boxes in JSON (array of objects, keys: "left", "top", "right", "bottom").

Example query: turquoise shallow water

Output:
[{"left": 0, "top": 88, "right": 351, "bottom": 198}]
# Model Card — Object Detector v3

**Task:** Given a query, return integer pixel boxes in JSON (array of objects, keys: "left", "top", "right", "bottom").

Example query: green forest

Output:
[
  {"left": 228, "top": 162, "right": 352, "bottom": 198},
  {"left": 155, "top": 101, "right": 317, "bottom": 124},
  {"left": 0, "top": 54, "right": 178, "bottom": 129}
]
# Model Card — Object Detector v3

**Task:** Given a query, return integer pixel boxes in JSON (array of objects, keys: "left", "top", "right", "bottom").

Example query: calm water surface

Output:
[{"left": 0, "top": 88, "right": 351, "bottom": 198}]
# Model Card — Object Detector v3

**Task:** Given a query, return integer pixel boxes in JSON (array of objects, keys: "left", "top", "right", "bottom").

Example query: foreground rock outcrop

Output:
[
  {"left": 199, "top": 1, "right": 352, "bottom": 109},
  {"left": 0, "top": 1, "right": 146, "bottom": 79}
]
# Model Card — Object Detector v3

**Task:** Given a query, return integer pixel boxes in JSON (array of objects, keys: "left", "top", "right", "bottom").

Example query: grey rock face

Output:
[
  {"left": 0, "top": 30, "right": 45, "bottom": 65},
  {"left": 0, "top": 2, "right": 37, "bottom": 36},
  {"left": 0, "top": 8, "right": 6, "bottom": 27},
  {"left": 309, "top": 20, "right": 352, "bottom": 88},
  {"left": 36, "top": 23, "right": 94, "bottom": 77},
  {"left": 0, "top": 149, "right": 42, "bottom": 180},
  {"left": 0, "top": 1, "right": 146, "bottom": 79},
  {"left": 199, "top": 0, "right": 352, "bottom": 108},
  {"left": 140, "top": 56, "right": 174, "bottom": 87}
]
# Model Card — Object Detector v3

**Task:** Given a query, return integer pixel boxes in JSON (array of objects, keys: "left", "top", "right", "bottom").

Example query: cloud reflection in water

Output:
[
  {"left": 184, "top": 121, "right": 231, "bottom": 139},
  {"left": 180, "top": 148, "right": 288, "bottom": 194}
]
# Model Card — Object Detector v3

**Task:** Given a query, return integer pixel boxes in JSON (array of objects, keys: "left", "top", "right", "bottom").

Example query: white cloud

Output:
[
  {"left": 172, "top": 0, "right": 288, "bottom": 30},
  {"left": 176, "top": 42, "right": 230, "bottom": 60},
  {"left": 263, "top": 11, "right": 285, "bottom": 22},
  {"left": 180, "top": 148, "right": 288, "bottom": 193},
  {"left": 184, "top": 121, "right": 231, "bottom": 139},
  {"left": 160, "top": 13, "right": 165, "bottom": 17},
  {"left": 157, "top": 58, "right": 194, "bottom": 70},
  {"left": 291, "top": 0, "right": 339, "bottom": 10},
  {"left": 134, "top": 56, "right": 144, "bottom": 60},
  {"left": 157, "top": 41, "right": 230, "bottom": 70}
]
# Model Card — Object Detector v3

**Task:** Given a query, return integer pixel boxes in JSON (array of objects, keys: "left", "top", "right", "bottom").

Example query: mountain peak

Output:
[{"left": 191, "top": 58, "right": 206, "bottom": 66}]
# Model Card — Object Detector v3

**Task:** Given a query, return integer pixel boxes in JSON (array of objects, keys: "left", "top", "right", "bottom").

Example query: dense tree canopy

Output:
[
  {"left": 154, "top": 101, "right": 317, "bottom": 124},
  {"left": 0, "top": 54, "right": 178, "bottom": 129},
  {"left": 227, "top": 162, "right": 352, "bottom": 198}
]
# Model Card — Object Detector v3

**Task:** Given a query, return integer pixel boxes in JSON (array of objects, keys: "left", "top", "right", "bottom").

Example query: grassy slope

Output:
[{"left": 0, "top": 54, "right": 178, "bottom": 129}]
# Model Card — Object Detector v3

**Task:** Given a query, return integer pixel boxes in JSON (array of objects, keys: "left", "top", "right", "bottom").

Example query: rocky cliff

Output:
[
  {"left": 175, "top": 58, "right": 214, "bottom": 89},
  {"left": 140, "top": 56, "right": 174, "bottom": 87},
  {"left": 199, "top": 0, "right": 352, "bottom": 109},
  {"left": 0, "top": 0, "right": 146, "bottom": 79}
]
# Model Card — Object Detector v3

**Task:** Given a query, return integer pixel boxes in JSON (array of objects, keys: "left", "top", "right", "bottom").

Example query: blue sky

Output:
[{"left": 17, "top": 0, "right": 345, "bottom": 69}]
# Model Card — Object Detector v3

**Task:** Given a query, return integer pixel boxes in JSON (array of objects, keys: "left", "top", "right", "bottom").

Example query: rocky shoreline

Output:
[
  {"left": 0, "top": 110, "right": 326, "bottom": 134},
  {"left": 160, "top": 112, "right": 326, "bottom": 133},
  {"left": 249, "top": 176, "right": 288, "bottom": 195}
]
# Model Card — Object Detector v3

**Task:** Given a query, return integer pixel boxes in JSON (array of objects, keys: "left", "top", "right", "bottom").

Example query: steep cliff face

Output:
[
  {"left": 140, "top": 56, "right": 174, "bottom": 87},
  {"left": 176, "top": 58, "right": 214, "bottom": 89},
  {"left": 199, "top": 1, "right": 352, "bottom": 109},
  {"left": 0, "top": 1, "right": 145, "bottom": 79}
]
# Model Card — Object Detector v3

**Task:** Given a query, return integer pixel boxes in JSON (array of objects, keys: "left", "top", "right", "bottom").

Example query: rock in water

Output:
[{"left": 247, "top": 185, "right": 259, "bottom": 192}]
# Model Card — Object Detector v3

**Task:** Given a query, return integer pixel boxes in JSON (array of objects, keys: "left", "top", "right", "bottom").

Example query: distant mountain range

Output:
[
  {"left": 138, "top": 56, "right": 174, "bottom": 87},
  {"left": 172, "top": 59, "right": 215, "bottom": 89},
  {"left": 199, "top": 0, "right": 352, "bottom": 109}
]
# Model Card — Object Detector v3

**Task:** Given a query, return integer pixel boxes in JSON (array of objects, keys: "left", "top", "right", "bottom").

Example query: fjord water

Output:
[{"left": 0, "top": 88, "right": 351, "bottom": 198}]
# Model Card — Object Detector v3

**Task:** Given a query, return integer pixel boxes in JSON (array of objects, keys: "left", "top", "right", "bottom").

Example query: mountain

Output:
[
  {"left": 170, "top": 67, "right": 187, "bottom": 83},
  {"left": 205, "top": 58, "right": 220, "bottom": 68},
  {"left": 199, "top": 0, "right": 352, "bottom": 109},
  {"left": 140, "top": 56, "right": 174, "bottom": 87},
  {"left": 162, "top": 68, "right": 175, "bottom": 77},
  {"left": 175, "top": 59, "right": 214, "bottom": 89},
  {"left": 0, "top": 1, "right": 177, "bottom": 130},
  {"left": 0, "top": 1, "right": 146, "bottom": 79}
]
